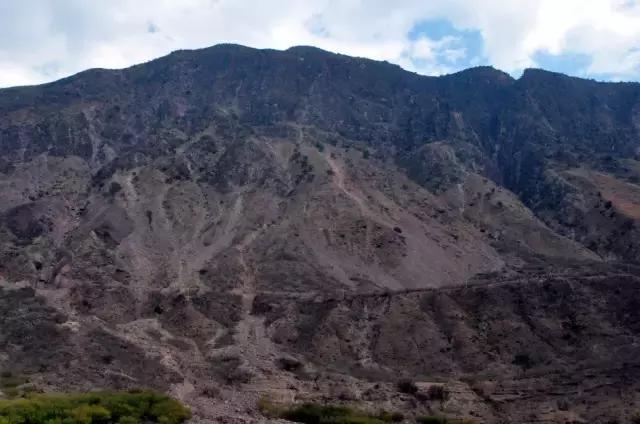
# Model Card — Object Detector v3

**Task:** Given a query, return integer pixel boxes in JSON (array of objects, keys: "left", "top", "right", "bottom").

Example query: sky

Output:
[{"left": 1, "top": 0, "right": 640, "bottom": 88}]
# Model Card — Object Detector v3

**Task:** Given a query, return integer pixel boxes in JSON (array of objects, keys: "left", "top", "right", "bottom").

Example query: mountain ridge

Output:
[{"left": 4, "top": 43, "right": 640, "bottom": 94}]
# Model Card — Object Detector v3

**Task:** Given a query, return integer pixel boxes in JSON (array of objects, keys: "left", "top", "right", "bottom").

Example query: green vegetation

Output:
[
  {"left": 259, "top": 400, "right": 404, "bottom": 424},
  {"left": 0, "top": 373, "right": 31, "bottom": 399},
  {"left": 261, "top": 402, "right": 474, "bottom": 424},
  {"left": 377, "top": 410, "right": 404, "bottom": 422},
  {"left": 0, "top": 390, "right": 190, "bottom": 424}
]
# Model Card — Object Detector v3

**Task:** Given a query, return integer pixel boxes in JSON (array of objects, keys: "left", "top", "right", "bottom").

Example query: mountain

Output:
[{"left": 0, "top": 44, "right": 639, "bottom": 423}]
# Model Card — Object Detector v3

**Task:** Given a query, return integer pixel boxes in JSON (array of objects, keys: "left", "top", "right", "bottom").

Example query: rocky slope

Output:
[{"left": 0, "top": 44, "right": 639, "bottom": 423}]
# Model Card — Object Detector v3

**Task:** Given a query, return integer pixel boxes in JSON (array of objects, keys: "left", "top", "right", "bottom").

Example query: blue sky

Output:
[
  {"left": 406, "top": 19, "right": 622, "bottom": 81},
  {"left": 0, "top": 0, "right": 639, "bottom": 88}
]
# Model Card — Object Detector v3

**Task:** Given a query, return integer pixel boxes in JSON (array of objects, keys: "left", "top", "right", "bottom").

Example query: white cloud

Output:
[
  {"left": 445, "top": 0, "right": 640, "bottom": 77},
  {"left": 0, "top": 0, "right": 639, "bottom": 87},
  {"left": 411, "top": 36, "right": 461, "bottom": 62},
  {"left": 443, "top": 47, "right": 467, "bottom": 62},
  {"left": 0, "top": 63, "right": 47, "bottom": 87}
]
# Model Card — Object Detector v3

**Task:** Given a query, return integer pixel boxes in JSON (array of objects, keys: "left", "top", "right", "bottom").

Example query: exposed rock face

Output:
[
  {"left": 261, "top": 268, "right": 640, "bottom": 424},
  {"left": 0, "top": 44, "right": 639, "bottom": 423}
]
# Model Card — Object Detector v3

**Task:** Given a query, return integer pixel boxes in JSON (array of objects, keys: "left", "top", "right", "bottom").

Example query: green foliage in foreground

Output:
[
  {"left": 261, "top": 400, "right": 476, "bottom": 424},
  {"left": 262, "top": 401, "right": 403, "bottom": 424},
  {"left": 0, "top": 390, "right": 190, "bottom": 424}
]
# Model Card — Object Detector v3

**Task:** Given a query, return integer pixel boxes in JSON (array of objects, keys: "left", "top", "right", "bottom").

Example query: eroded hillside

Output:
[{"left": 0, "top": 44, "right": 639, "bottom": 423}]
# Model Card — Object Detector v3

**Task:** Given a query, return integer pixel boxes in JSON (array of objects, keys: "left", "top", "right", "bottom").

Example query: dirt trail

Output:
[
  {"left": 325, "top": 153, "right": 399, "bottom": 227},
  {"left": 326, "top": 154, "right": 369, "bottom": 214}
]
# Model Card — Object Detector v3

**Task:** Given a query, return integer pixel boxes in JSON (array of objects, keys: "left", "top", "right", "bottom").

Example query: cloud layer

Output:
[{"left": 0, "top": 0, "right": 639, "bottom": 87}]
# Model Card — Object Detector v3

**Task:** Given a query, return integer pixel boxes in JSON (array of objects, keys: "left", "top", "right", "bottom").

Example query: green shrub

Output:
[
  {"left": 257, "top": 396, "right": 281, "bottom": 418},
  {"left": 377, "top": 410, "right": 403, "bottom": 422},
  {"left": 0, "top": 374, "right": 45, "bottom": 399},
  {"left": 0, "top": 373, "right": 30, "bottom": 398},
  {"left": 0, "top": 390, "right": 190, "bottom": 424},
  {"left": 269, "top": 402, "right": 398, "bottom": 424},
  {"left": 0, "top": 374, "right": 27, "bottom": 389},
  {"left": 71, "top": 404, "right": 111, "bottom": 424}
]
